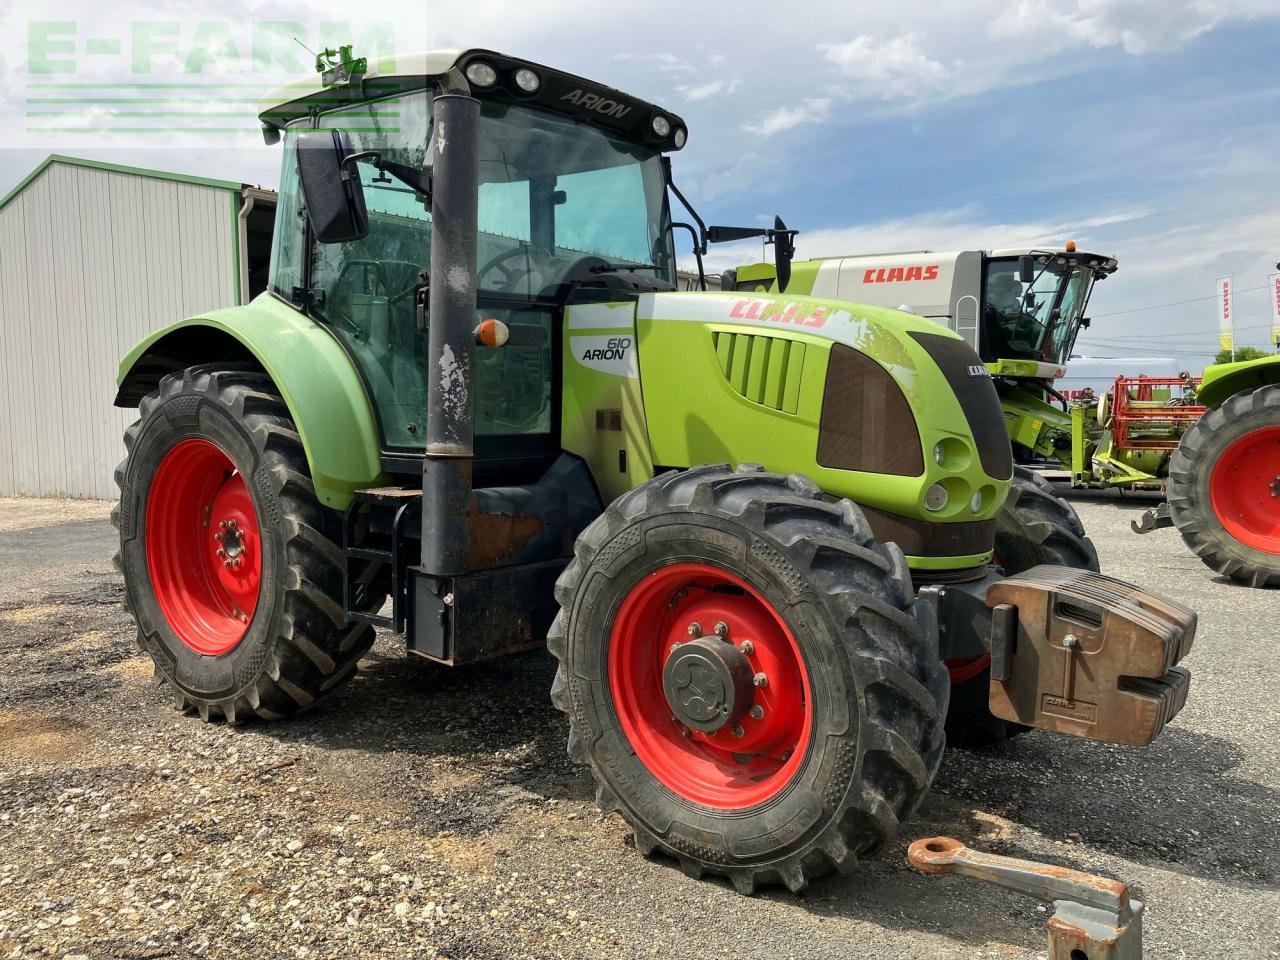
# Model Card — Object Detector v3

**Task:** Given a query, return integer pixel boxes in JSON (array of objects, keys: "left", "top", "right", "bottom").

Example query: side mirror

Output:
[
  {"left": 1018, "top": 255, "right": 1035, "bottom": 285},
  {"left": 297, "top": 130, "right": 368, "bottom": 244}
]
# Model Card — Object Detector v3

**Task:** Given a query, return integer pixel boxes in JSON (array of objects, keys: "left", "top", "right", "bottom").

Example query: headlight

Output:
[
  {"left": 514, "top": 68, "right": 540, "bottom": 93},
  {"left": 673, "top": 128, "right": 687, "bottom": 148},
  {"left": 925, "top": 484, "right": 949, "bottom": 512},
  {"left": 933, "top": 443, "right": 946, "bottom": 466},
  {"left": 970, "top": 490, "right": 983, "bottom": 512},
  {"left": 465, "top": 62, "right": 498, "bottom": 87},
  {"left": 652, "top": 115, "right": 672, "bottom": 137}
]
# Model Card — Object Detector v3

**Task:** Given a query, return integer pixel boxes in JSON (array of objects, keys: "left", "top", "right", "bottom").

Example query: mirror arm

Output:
[
  {"left": 671, "top": 222, "right": 706, "bottom": 290},
  {"left": 660, "top": 156, "right": 711, "bottom": 291}
]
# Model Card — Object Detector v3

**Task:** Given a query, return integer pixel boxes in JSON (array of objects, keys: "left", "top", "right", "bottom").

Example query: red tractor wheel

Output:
[
  {"left": 1169, "top": 385, "right": 1280, "bottom": 587},
  {"left": 549, "top": 464, "right": 946, "bottom": 894},
  {"left": 145, "top": 438, "right": 262, "bottom": 656},
  {"left": 113, "top": 365, "right": 374, "bottom": 721},
  {"left": 607, "top": 562, "right": 811, "bottom": 810}
]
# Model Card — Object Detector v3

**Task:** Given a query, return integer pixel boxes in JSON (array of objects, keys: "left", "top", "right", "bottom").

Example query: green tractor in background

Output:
[
  {"left": 1161, "top": 352, "right": 1280, "bottom": 587},
  {"left": 111, "top": 48, "right": 1196, "bottom": 894}
]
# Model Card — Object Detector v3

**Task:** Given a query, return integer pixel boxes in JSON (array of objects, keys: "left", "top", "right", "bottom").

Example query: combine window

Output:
[{"left": 982, "top": 259, "right": 1093, "bottom": 365}]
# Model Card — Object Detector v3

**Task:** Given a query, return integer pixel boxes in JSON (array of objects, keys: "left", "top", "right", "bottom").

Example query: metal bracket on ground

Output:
[{"left": 908, "top": 836, "right": 1143, "bottom": 959}]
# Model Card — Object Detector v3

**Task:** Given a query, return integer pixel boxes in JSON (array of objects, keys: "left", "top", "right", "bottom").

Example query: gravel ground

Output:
[{"left": 0, "top": 491, "right": 1277, "bottom": 959}]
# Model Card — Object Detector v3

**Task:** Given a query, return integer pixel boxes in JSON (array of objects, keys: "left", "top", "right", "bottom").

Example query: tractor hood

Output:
[{"left": 626, "top": 290, "right": 1014, "bottom": 545}]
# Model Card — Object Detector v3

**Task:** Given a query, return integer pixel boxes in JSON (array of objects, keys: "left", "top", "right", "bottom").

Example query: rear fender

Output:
[{"left": 115, "top": 293, "right": 385, "bottom": 509}]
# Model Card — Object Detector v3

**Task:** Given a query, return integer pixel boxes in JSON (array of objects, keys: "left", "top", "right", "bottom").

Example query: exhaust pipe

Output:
[{"left": 422, "top": 92, "right": 481, "bottom": 576}]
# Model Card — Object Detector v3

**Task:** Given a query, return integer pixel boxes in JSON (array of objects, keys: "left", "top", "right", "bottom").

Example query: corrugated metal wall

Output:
[{"left": 0, "top": 163, "right": 239, "bottom": 499}]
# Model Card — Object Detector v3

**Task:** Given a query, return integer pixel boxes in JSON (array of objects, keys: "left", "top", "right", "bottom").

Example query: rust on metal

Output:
[
  {"left": 986, "top": 565, "right": 1196, "bottom": 745},
  {"left": 908, "top": 836, "right": 1144, "bottom": 959},
  {"left": 463, "top": 507, "right": 546, "bottom": 571}
]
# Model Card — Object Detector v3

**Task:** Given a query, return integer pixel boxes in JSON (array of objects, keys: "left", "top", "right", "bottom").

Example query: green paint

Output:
[
  {"left": 1198, "top": 353, "right": 1280, "bottom": 409},
  {"left": 117, "top": 294, "right": 385, "bottom": 509},
  {"left": 635, "top": 291, "right": 1007, "bottom": 569}
]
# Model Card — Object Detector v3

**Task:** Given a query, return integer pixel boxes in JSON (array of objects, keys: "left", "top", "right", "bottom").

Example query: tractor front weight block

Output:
[{"left": 986, "top": 566, "right": 1196, "bottom": 746}]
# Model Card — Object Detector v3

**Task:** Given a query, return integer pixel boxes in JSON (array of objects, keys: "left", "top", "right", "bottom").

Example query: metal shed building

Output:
[{"left": 0, "top": 156, "right": 276, "bottom": 499}]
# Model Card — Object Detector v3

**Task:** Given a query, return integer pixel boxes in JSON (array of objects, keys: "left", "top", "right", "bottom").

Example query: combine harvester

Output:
[
  {"left": 728, "top": 250, "right": 1280, "bottom": 587},
  {"left": 111, "top": 47, "right": 1197, "bottom": 894}
]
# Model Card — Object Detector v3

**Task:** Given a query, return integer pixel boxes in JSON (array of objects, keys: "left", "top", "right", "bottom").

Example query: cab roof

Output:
[{"left": 258, "top": 48, "right": 688, "bottom": 152}]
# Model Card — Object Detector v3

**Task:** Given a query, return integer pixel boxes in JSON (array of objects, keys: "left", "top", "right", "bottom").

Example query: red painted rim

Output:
[
  {"left": 1210, "top": 426, "right": 1280, "bottom": 555},
  {"left": 607, "top": 562, "right": 812, "bottom": 809},
  {"left": 944, "top": 550, "right": 1001, "bottom": 685},
  {"left": 145, "top": 438, "right": 262, "bottom": 656},
  {"left": 946, "top": 653, "right": 991, "bottom": 684}
]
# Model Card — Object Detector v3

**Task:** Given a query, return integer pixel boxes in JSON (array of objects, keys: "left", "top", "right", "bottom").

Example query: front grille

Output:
[
  {"left": 713, "top": 332, "right": 805, "bottom": 413},
  {"left": 909, "top": 332, "right": 1013, "bottom": 480},
  {"left": 818, "top": 344, "right": 924, "bottom": 476},
  {"left": 862, "top": 504, "right": 996, "bottom": 558}
]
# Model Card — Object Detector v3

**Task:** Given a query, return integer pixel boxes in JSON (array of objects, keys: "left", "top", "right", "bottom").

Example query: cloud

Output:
[
  {"left": 818, "top": 33, "right": 948, "bottom": 100},
  {"left": 989, "top": 0, "right": 1280, "bottom": 56},
  {"left": 680, "top": 78, "right": 739, "bottom": 102},
  {"left": 742, "top": 98, "right": 831, "bottom": 136}
]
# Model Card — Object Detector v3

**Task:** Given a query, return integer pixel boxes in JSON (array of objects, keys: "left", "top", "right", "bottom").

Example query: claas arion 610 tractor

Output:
[{"left": 112, "top": 48, "right": 1196, "bottom": 893}]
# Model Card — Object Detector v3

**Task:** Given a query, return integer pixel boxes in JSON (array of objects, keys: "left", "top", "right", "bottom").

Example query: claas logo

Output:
[{"left": 862, "top": 265, "right": 940, "bottom": 283}]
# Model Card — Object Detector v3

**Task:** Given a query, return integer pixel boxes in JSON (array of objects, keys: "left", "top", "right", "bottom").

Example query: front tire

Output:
[
  {"left": 1168, "top": 385, "right": 1280, "bottom": 588},
  {"left": 946, "top": 466, "right": 1100, "bottom": 747},
  {"left": 113, "top": 365, "right": 374, "bottom": 722},
  {"left": 548, "top": 464, "right": 947, "bottom": 893}
]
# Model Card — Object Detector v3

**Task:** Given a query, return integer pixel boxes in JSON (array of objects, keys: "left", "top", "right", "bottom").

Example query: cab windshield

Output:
[
  {"left": 474, "top": 100, "right": 676, "bottom": 295},
  {"left": 982, "top": 258, "right": 1095, "bottom": 365},
  {"left": 298, "top": 89, "right": 674, "bottom": 449}
]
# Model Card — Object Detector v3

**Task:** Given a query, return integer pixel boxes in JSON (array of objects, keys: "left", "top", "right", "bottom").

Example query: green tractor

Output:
[
  {"left": 1161, "top": 353, "right": 1280, "bottom": 587},
  {"left": 112, "top": 48, "right": 1196, "bottom": 893}
]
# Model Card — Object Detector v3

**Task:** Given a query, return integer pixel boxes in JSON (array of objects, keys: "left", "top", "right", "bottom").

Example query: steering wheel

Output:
[{"left": 478, "top": 244, "right": 557, "bottom": 293}]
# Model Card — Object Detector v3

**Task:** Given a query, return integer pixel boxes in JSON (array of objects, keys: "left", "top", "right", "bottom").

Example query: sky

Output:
[{"left": 1, "top": 0, "right": 1278, "bottom": 370}]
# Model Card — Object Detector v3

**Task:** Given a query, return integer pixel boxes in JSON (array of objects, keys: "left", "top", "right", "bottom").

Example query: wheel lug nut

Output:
[
  {"left": 219, "top": 520, "right": 229, "bottom": 529},
  {"left": 753, "top": 672, "right": 768, "bottom": 688},
  {"left": 730, "top": 724, "right": 744, "bottom": 739},
  {"left": 669, "top": 642, "right": 681, "bottom": 654},
  {"left": 749, "top": 705, "right": 764, "bottom": 720},
  {"left": 232, "top": 558, "right": 241, "bottom": 568},
  {"left": 239, "top": 613, "right": 248, "bottom": 624},
  {"left": 213, "top": 532, "right": 223, "bottom": 542},
  {"left": 713, "top": 621, "right": 729, "bottom": 638},
  {"left": 215, "top": 548, "right": 226, "bottom": 558},
  {"left": 686, "top": 622, "right": 702, "bottom": 638},
  {"left": 738, "top": 640, "right": 754, "bottom": 656}
]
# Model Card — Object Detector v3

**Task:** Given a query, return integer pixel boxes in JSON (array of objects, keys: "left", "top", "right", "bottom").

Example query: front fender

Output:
[
  {"left": 116, "top": 293, "right": 384, "bottom": 509},
  {"left": 1198, "top": 354, "right": 1280, "bottom": 408}
]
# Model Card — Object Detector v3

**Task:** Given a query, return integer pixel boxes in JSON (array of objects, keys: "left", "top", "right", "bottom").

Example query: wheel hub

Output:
[{"left": 662, "top": 635, "right": 754, "bottom": 733}]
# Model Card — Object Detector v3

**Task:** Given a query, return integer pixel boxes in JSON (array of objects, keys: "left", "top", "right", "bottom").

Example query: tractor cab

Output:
[{"left": 260, "top": 49, "right": 685, "bottom": 471}]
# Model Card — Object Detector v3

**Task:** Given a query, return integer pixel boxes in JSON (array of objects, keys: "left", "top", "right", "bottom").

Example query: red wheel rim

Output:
[
  {"left": 607, "top": 562, "right": 812, "bottom": 809},
  {"left": 945, "top": 550, "right": 1001, "bottom": 684},
  {"left": 145, "top": 438, "right": 262, "bottom": 655},
  {"left": 1210, "top": 426, "right": 1280, "bottom": 554},
  {"left": 946, "top": 653, "right": 990, "bottom": 684}
]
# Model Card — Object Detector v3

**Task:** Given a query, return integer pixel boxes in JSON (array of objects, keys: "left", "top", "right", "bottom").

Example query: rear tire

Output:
[
  {"left": 947, "top": 466, "right": 1100, "bottom": 748},
  {"left": 548, "top": 464, "right": 947, "bottom": 893},
  {"left": 113, "top": 365, "right": 375, "bottom": 722},
  {"left": 1168, "top": 385, "right": 1280, "bottom": 588}
]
